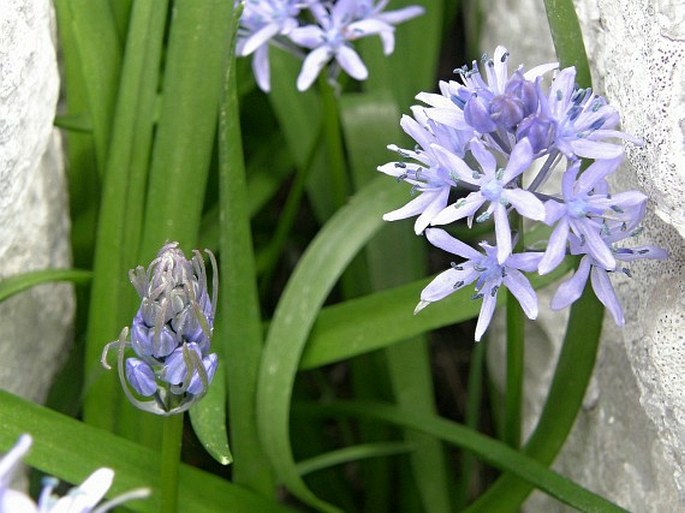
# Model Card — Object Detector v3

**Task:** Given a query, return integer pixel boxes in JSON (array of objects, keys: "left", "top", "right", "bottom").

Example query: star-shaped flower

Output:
[
  {"left": 415, "top": 228, "right": 542, "bottom": 341},
  {"left": 431, "top": 138, "right": 546, "bottom": 263}
]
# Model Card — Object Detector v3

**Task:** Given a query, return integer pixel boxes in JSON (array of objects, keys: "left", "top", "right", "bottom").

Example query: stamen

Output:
[
  {"left": 622, "top": 267, "right": 633, "bottom": 277},
  {"left": 476, "top": 211, "right": 491, "bottom": 223}
]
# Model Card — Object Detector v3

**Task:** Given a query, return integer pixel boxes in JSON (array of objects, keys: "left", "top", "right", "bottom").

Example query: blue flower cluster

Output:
[
  {"left": 102, "top": 242, "right": 219, "bottom": 415},
  {"left": 380, "top": 46, "right": 667, "bottom": 341},
  {"left": 237, "top": 0, "right": 424, "bottom": 91}
]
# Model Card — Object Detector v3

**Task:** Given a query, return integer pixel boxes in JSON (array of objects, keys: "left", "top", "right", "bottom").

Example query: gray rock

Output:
[
  {"left": 0, "top": 0, "right": 73, "bottom": 403},
  {"left": 479, "top": 0, "right": 685, "bottom": 510}
]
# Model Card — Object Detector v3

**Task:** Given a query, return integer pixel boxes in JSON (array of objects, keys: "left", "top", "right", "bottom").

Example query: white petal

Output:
[
  {"left": 296, "top": 46, "right": 331, "bottom": 91},
  {"left": 0, "top": 490, "right": 38, "bottom": 513},
  {"left": 336, "top": 46, "right": 368, "bottom": 80},
  {"left": 241, "top": 23, "right": 280, "bottom": 56},
  {"left": 425, "top": 228, "right": 482, "bottom": 260},
  {"left": 431, "top": 193, "right": 484, "bottom": 225},
  {"left": 474, "top": 293, "right": 498, "bottom": 341}
]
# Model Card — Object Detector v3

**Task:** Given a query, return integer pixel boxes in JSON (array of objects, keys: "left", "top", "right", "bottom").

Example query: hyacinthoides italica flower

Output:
[
  {"left": 101, "top": 242, "right": 219, "bottom": 416},
  {"left": 237, "top": 0, "right": 424, "bottom": 91},
  {"left": 379, "top": 46, "right": 667, "bottom": 341},
  {"left": 0, "top": 434, "right": 149, "bottom": 512}
]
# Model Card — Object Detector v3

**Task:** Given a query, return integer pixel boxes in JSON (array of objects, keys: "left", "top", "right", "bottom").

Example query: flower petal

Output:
[
  {"left": 296, "top": 46, "right": 332, "bottom": 91},
  {"left": 474, "top": 292, "right": 497, "bottom": 341},
  {"left": 503, "top": 269, "right": 538, "bottom": 319},
  {"left": 506, "top": 188, "right": 546, "bottom": 221},
  {"left": 502, "top": 138, "right": 533, "bottom": 182},
  {"left": 431, "top": 192, "right": 485, "bottom": 226},
  {"left": 336, "top": 45, "right": 368, "bottom": 80},
  {"left": 590, "top": 267, "right": 624, "bottom": 326},
  {"left": 538, "top": 218, "right": 570, "bottom": 275},
  {"left": 241, "top": 22, "right": 281, "bottom": 56},
  {"left": 494, "top": 204, "right": 512, "bottom": 264},
  {"left": 550, "top": 255, "right": 591, "bottom": 310},
  {"left": 425, "top": 227, "right": 482, "bottom": 260}
]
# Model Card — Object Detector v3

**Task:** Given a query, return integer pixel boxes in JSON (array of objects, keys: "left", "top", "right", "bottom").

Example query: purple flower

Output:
[
  {"left": 430, "top": 138, "right": 546, "bottom": 263},
  {"left": 420, "top": 46, "right": 556, "bottom": 152},
  {"left": 415, "top": 228, "right": 542, "bottom": 341},
  {"left": 532, "top": 67, "right": 641, "bottom": 160},
  {"left": 538, "top": 157, "right": 648, "bottom": 274},
  {"left": 102, "top": 242, "right": 219, "bottom": 416},
  {"left": 0, "top": 435, "right": 149, "bottom": 513},
  {"left": 237, "top": 0, "right": 304, "bottom": 91},
  {"left": 378, "top": 109, "right": 471, "bottom": 234},
  {"left": 551, "top": 207, "right": 667, "bottom": 325}
]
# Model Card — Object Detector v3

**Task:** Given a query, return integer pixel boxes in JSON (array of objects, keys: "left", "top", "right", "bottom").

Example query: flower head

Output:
[
  {"left": 0, "top": 435, "right": 149, "bottom": 513},
  {"left": 238, "top": 0, "right": 424, "bottom": 91},
  {"left": 415, "top": 228, "right": 542, "bottom": 341},
  {"left": 102, "top": 242, "right": 219, "bottom": 416}
]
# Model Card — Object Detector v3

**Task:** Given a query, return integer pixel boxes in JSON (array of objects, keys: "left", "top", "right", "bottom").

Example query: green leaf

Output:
[
  {"left": 543, "top": 0, "right": 592, "bottom": 88},
  {"left": 189, "top": 362, "right": 233, "bottom": 465},
  {"left": 53, "top": 113, "right": 93, "bottom": 133},
  {"left": 0, "top": 390, "right": 295, "bottom": 513},
  {"left": 256, "top": 176, "right": 411, "bottom": 513},
  {"left": 218, "top": 3, "right": 275, "bottom": 492},
  {"left": 82, "top": 0, "right": 169, "bottom": 441},
  {"left": 296, "top": 442, "right": 413, "bottom": 477},
  {"left": 299, "top": 401, "right": 629, "bottom": 513},
  {"left": 138, "top": 0, "right": 234, "bottom": 261},
  {"left": 300, "top": 260, "right": 572, "bottom": 370},
  {"left": 60, "top": 0, "right": 122, "bottom": 174},
  {"left": 0, "top": 269, "right": 92, "bottom": 303},
  {"left": 463, "top": 282, "right": 606, "bottom": 512},
  {"left": 340, "top": 91, "right": 452, "bottom": 513}
]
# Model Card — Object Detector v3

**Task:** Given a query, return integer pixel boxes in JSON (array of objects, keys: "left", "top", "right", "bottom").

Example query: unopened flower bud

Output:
[{"left": 102, "top": 242, "right": 219, "bottom": 415}]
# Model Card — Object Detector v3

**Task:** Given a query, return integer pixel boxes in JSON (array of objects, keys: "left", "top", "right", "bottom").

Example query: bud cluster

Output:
[
  {"left": 380, "top": 46, "right": 667, "bottom": 340},
  {"left": 102, "top": 242, "right": 219, "bottom": 415}
]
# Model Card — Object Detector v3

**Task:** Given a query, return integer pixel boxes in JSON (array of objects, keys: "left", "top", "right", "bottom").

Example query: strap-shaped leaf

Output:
[{"left": 256, "top": 176, "right": 410, "bottom": 512}]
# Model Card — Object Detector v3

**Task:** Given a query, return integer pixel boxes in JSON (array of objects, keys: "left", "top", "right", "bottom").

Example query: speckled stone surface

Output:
[
  {"left": 0, "top": 0, "right": 73, "bottom": 403},
  {"left": 479, "top": 0, "right": 685, "bottom": 510}
]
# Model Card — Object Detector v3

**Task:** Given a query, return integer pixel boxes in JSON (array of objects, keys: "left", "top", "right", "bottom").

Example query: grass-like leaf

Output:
[
  {"left": 299, "top": 400, "right": 629, "bottom": 513},
  {"left": 0, "top": 390, "right": 294, "bottom": 513},
  {"left": 256, "top": 176, "right": 412, "bottom": 513},
  {"left": 300, "top": 260, "right": 572, "bottom": 370},
  {"left": 0, "top": 269, "right": 91, "bottom": 303}
]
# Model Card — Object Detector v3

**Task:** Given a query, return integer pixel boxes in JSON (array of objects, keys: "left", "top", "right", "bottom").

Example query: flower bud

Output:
[{"left": 102, "top": 242, "right": 219, "bottom": 415}]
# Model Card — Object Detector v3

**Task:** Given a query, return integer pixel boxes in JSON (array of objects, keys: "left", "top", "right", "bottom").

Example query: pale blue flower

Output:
[
  {"left": 551, "top": 206, "right": 667, "bottom": 325},
  {"left": 430, "top": 138, "right": 546, "bottom": 263},
  {"left": 102, "top": 242, "right": 219, "bottom": 416},
  {"left": 378, "top": 108, "right": 471, "bottom": 234},
  {"left": 0, "top": 435, "right": 149, "bottom": 513},
  {"left": 415, "top": 228, "right": 542, "bottom": 341},
  {"left": 531, "top": 67, "right": 641, "bottom": 160},
  {"left": 237, "top": 0, "right": 304, "bottom": 91},
  {"left": 538, "top": 157, "right": 649, "bottom": 274}
]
